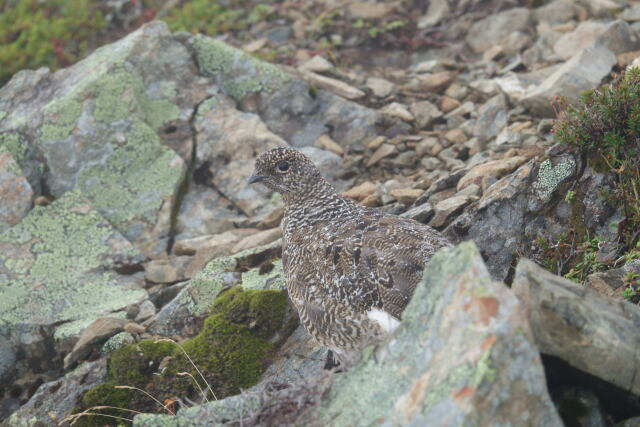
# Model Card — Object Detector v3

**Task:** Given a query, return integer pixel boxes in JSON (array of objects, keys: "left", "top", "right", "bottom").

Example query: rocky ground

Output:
[{"left": 1, "top": 0, "right": 640, "bottom": 426}]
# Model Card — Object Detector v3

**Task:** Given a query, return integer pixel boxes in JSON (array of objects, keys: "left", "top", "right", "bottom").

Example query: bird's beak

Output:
[{"left": 248, "top": 174, "right": 266, "bottom": 184}]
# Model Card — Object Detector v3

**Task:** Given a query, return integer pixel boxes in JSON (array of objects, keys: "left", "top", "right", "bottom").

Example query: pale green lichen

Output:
[
  {"left": 0, "top": 111, "right": 6, "bottom": 121},
  {"left": 77, "top": 119, "right": 184, "bottom": 233},
  {"left": 533, "top": 158, "right": 575, "bottom": 199},
  {"left": 92, "top": 66, "right": 180, "bottom": 130},
  {"left": 192, "top": 35, "right": 288, "bottom": 101},
  {"left": 101, "top": 332, "right": 135, "bottom": 354},
  {"left": 0, "top": 190, "right": 145, "bottom": 327},
  {"left": 241, "top": 259, "right": 285, "bottom": 291},
  {"left": 471, "top": 349, "right": 497, "bottom": 387},
  {"left": 40, "top": 93, "right": 83, "bottom": 142},
  {"left": 0, "top": 133, "right": 21, "bottom": 161},
  {"left": 184, "top": 255, "right": 237, "bottom": 316}
]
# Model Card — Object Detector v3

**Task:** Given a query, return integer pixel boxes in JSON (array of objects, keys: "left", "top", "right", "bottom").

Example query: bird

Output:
[{"left": 248, "top": 147, "right": 451, "bottom": 365}]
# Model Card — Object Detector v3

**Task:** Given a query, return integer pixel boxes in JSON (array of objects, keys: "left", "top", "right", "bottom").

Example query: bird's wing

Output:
[{"left": 358, "top": 214, "right": 450, "bottom": 319}]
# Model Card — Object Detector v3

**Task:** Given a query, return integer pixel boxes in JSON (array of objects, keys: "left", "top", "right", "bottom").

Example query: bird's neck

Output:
[{"left": 283, "top": 181, "right": 358, "bottom": 227}]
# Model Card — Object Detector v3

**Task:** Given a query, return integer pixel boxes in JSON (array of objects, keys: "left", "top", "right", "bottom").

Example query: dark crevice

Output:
[
  {"left": 166, "top": 99, "right": 204, "bottom": 253},
  {"left": 209, "top": 181, "right": 248, "bottom": 217},
  {"left": 542, "top": 354, "right": 640, "bottom": 423}
]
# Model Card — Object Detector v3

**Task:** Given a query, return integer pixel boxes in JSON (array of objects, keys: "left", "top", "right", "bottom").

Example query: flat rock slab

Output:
[{"left": 513, "top": 258, "right": 640, "bottom": 395}]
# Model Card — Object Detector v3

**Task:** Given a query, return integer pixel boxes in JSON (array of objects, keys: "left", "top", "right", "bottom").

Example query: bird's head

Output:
[{"left": 248, "top": 147, "right": 325, "bottom": 199}]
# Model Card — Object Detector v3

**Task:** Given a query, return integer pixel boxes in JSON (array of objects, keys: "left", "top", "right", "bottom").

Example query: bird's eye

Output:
[{"left": 277, "top": 160, "right": 290, "bottom": 173}]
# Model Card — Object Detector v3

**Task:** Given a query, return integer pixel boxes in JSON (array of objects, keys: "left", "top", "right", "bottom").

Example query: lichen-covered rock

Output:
[
  {"left": 191, "top": 34, "right": 403, "bottom": 150},
  {"left": 0, "top": 190, "right": 146, "bottom": 387},
  {"left": 513, "top": 258, "right": 640, "bottom": 396},
  {"left": 148, "top": 241, "right": 283, "bottom": 337},
  {"left": 446, "top": 153, "right": 616, "bottom": 281},
  {"left": 0, "top": 21, "right": 216, "bottom": 256}
]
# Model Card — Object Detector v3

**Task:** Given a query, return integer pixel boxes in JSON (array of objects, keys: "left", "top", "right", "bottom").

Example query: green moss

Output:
[
  {"left": 76, "top": 287, "right": 289, "bottom": 419},
  {"left": 165, "top": 287, "right": 288, "bottom": 397},
  {"left": 109, "top": 340, "right": 175, "bottom": 388},
  {"left": 533, "top": 158, "right": 575, "bottom": 199},
  {"left": 73, "top": 382, "right": 135, "bottom": 427},
  {"left": 192, "top": 35, "right": 289, "bottom": 102}
]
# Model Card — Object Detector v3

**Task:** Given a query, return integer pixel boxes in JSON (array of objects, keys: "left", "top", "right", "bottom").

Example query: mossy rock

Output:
[
  {"left": 72, "top": 382, "right": 135, "bottom": 427},
  {"left": 72, "top": 287, "right": 290, "bottom": 424},
  {"left": 108, "top": 339, "right": 175, "bottom": 388}
]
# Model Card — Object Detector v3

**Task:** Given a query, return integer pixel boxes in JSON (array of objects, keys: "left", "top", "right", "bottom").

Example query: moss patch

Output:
[{"left": 73, "top": 287, "right": 289, "bottom": 424}]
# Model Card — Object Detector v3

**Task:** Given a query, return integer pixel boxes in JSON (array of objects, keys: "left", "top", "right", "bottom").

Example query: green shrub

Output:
[
  {"left": 0, "top": 0, "right": 106, "bottom": 86},
  {"left": 554, "top": 68, "right": 640, "bottom": 252}
]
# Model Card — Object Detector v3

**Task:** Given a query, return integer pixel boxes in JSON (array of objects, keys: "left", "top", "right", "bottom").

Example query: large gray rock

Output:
[
  {"left": 0, "top": 21, "right": 208, "bottom": 257},
  {"left": 0, "top": 191, "right": 146, "bottom": 388},
  {"left": 521, "top": 44, "right": 617, "bottom": 117},
  {"left": 136, "top": 242, "right": 562, "bottom": 426},
  {"left": 312, "top": 242, "right": 560, "bottom": 426},
  {"left": 553, "top": 20, "right": 639, "bottom": 60},
  {"left": 513, "top": 258, "right": 640, "bottom": 395},
  {"left": 466, "top": 8, "right": 532, "bottom": 55},
  {"left": 446, "top": 154, "right": 617, "bottom": 281}
]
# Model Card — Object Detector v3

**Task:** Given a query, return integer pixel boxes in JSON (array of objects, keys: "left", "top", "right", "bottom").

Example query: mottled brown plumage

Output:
[{"left": 249, "top": 147, "right": 451, "bottom": 362}]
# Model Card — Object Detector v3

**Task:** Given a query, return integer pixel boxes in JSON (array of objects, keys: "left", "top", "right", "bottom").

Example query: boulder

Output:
[
  {"left": 447, "top": 154, "right": 617, "bottom": 281},
  {"left": 0, "top": 21, "right": 203, "bottom": 256},
  {"left": 521, "top": 45, "right": 617, "bottom": 117},
  {"left": 553, "top": 20, "right": 639, "bottom": 60},
  {"left": 0, "top": 191, "right": 146, "bottom": 387},
  {"left": 513, "top": 259, "right": 640, "bottom": 395},
  {"left": 466, "top": 8, "right": 532, "bottom": 55}
]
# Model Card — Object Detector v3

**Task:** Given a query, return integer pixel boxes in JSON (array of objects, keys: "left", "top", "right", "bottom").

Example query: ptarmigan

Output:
[{"left": 249, "top": 147, "right": 451, "bottom": 364}]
